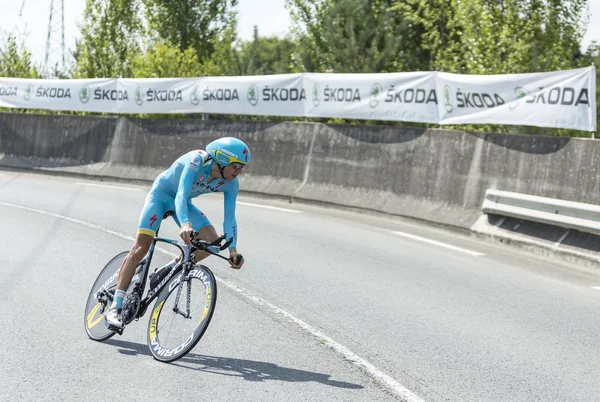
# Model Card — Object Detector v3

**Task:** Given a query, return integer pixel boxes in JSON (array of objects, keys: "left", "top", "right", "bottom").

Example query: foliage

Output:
[
  {"left": 74, "top": 0, "right": 143, "bottom": 78},
  {"left": 393, "top": 0, "right": 589, "bottom": 74},
  {"left": 0, "top": 33, "right": 41, "bottom": 78},
  {"left": 287, "top": 0, "right": 409, "bottom": 72},
  {"left": 131, "top": 41, "right": 201, "bottom": 78},
  {"left": 230, "top": 27, "right": 296, "bottom": 75},
  {"left": 142, "top": 0, "right": 238, "bottom": 63}
]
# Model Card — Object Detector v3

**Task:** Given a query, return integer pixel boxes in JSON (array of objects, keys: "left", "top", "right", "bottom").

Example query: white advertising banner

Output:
[
  {"left": 187, "top": 74, "right": 306, "bottom": 117},
  {"left": 304, "top": 72, "right": 438, "bottom": 123},
  {"left": 437, "top": 67, "right": 596, "bottom": 131},
  {"left": 0, "top": 67, "right": 596, "bottom": 131}
]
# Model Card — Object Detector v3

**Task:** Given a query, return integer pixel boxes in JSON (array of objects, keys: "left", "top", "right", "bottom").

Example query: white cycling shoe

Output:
[{"left": 105, "top": 307, "right": 124, "bottom": 329}]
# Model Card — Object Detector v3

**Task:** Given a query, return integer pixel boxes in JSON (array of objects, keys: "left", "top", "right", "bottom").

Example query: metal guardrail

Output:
[{"left": 481, "top": 189, "right": 600, "bottom": 235}]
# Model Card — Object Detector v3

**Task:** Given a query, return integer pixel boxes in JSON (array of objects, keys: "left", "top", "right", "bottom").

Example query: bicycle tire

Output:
[
  {"left": 147, "top": 264, "right": 217, "bottom": 363},
  {"left": 84, "top": 251, "right": 128, "bottom": 341}
]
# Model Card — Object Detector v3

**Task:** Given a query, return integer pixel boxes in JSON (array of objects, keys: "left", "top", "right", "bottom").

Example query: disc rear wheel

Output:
[{"left": 84, "top": 252, "right": 128, "bottom": 341}]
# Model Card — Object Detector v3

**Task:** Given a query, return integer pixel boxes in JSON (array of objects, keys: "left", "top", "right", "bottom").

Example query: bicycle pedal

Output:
[{"left": 107, "top": 324, "right": 124, "bottom": 335}]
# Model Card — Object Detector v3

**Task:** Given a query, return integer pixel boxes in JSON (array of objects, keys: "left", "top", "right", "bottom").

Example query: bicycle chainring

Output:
[{"left": 121, "top": 293, "right": 141, "bottom": 325}]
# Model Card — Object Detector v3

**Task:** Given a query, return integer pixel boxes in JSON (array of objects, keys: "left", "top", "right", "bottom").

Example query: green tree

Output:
[
  {"left": 0, "top": 33, "right": 41, "bottom": 78},
  {"left": 74, "top": 0, "right": 143, "bottom": 78},
  {"left": 395, "top": 0, "right": 590, "bottom": 74},
  {"left": 143, "top": 0, "right": 238, "bottom": 63},
  {"left": 232, "top": 26, "right": 296, "bottom": 75},
  {"left": 320, "top": 0, "right": 404, "bottom": 72},
  {"left": 288, "top": 0, "right": 409, "bottom": 72},
  {"left": 196, "top": 25, "right": 239, "bottom": 76},
  {"left": 130, "top": 41, "right": 201, "bottom": 77},
  {"left": 533, "top": 0, "right": 589, "bottom": 71}
]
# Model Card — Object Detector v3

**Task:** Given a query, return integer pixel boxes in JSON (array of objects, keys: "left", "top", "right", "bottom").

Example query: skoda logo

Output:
[
  {"left": 190, "top": 85, "right": 200, "bottom": 106},
  {"left": 444, "top": 85, "right": 453, "bottom": 113},
  {"left": 247, "top": 84, "right": 258, "bottom": 106},
  {"left": 79, "top": 86, "right": 90, "bottom": 103},
  {"left": 23, "top": 84, "right": 33, "bottom": 101},
  {"left": 369, "top": 83, "right": 382, "bottom": 108},
  {"left": 135, "top": 86, "right": 143, "bottom": 106},
  {"left": 509, "top": 86, "right": 529, "bottom": 110},
  {"left": 312, "top": 83, "right": 320, "bottom": 107}
]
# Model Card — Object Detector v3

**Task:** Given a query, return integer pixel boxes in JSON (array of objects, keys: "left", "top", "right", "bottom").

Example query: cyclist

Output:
[{"left": 106, "top": 137, "right": 251, "bottom": 329}]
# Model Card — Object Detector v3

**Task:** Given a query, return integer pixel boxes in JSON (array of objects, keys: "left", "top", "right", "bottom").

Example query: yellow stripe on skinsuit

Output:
[{"left": 138, "top": 228, "right": 156, "bottom": 237}]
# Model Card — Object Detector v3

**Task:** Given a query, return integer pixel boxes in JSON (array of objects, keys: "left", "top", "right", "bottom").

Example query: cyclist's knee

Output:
[{"left": 194, "top": 225, "right": 218, "bottom": 242}]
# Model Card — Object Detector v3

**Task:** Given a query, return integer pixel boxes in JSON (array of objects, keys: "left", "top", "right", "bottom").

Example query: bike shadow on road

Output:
[{"left": 105, "top": 339, "right": 364, "bottom": 390}]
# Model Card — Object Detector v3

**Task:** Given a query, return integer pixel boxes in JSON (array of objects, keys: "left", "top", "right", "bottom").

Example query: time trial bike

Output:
[{"left": 84, "top": 212, "right": 237, "bottom": 362}]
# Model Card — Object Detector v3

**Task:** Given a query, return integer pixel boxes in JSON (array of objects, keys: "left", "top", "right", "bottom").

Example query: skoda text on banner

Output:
[
  {"left": 304, "top": 72, "right": 438, "bottom": 123},
  {"left": 191, "top": 74, "right": 305, "bottom": 117},
  {"left": 0, "top": 78, "right": 119, "bottom": 113},
  {"left": 437, "top": 67, "right": 596, "bottom": 132},
  {"left": 0, "top": 67, "right": 596, "bottom": 131}
]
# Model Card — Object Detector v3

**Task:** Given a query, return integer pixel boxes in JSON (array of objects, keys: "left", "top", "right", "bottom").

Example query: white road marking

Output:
[
  {"left": 0, "top": 201, "right": 135, "bottom": 241},
  {"left": 552, "top": 230, "right": 570, "bottom": 249},
  {"left": 214, "top": 278, "right": 425, "bottom": 402},
  {"left": 392, "top": 230, "right": 485, "bottom": 256},
  {"left": 76, "top": 182, "right": 142, "bottom": 191},
  {"left": 591, "top": 287, "right": 600, "bottom": 292},
  {"left": 237, "top": 201, "right": 302, "bottom": 213},
  {"left": 1, "top": 200, "right": 424, "bottom": 402}
]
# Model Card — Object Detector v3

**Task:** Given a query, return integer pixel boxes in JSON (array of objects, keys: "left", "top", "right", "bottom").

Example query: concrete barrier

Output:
[
  {"left": 1, "top": 111, "right": 599, "bottom": 234},
  {"left": 0, "top": 113, "right": 117, "bottom": 167}
]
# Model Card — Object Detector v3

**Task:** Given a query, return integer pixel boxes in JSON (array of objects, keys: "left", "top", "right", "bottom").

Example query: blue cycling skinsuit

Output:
[{"left": 137, "top": 149, "right": 239, "bottom": 247}]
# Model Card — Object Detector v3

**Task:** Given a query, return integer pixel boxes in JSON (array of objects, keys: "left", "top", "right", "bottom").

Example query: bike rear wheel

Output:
[
  {"left": 84, "top": 251, "right": 128, "bottom": 341},
  {"left": 147, "top": 264, "right": 217, "bottom": 362}
]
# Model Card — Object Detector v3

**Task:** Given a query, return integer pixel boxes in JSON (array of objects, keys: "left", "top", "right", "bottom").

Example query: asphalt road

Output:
[{"left": 1, "top": 170, "right": 600, "bottom": 402}]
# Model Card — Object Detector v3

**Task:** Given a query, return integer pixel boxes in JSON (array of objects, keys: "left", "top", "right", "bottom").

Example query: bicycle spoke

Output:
[{"left": 147, "top": 266, "right": 217, "bottom": 362}]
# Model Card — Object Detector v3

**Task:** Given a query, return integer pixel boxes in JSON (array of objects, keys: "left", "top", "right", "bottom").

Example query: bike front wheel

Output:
[
  {"left": 84, "top": 251, "right": 128, "bottom": 341},
  {"left": 147, "top": 264, "right": 217, "bottom": 363}
]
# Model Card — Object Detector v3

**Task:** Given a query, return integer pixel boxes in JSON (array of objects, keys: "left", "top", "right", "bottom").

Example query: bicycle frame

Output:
[
  {"left": 122, "top": 223, "right": 231, "bottom": 323},
  {"left": 93, "top": 212, "right": 233, "bottom": 333},
  {"left": 132, "top": 235, "right": 191, "bottom": 320}
]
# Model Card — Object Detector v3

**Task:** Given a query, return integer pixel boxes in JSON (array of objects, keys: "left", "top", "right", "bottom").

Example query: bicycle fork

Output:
[{"left": 172, "top": 263, "right": 192, "bottom": 319}]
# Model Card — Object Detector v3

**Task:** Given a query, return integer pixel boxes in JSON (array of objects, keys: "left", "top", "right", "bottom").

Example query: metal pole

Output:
[{"left": 593, "top": 61, "right": 597, "bottom": 138}]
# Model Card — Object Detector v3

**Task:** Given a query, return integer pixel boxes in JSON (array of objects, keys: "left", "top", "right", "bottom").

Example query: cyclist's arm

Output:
[
  {"left": 223, "top": 179, "right": 239, "bottom": 249},
  {"left": 175, "top": 158, "right": 200, "bottom": 225}
]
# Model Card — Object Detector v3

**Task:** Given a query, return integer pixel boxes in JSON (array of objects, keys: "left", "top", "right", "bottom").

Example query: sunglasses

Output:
[{"left": 230, "top": 162, "right": 247, "bottom": 170}]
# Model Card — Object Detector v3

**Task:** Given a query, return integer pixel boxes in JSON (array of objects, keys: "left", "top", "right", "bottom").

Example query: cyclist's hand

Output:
[
  {"left": 179, "top": 222, "right": 194, "bottom": 245},
  {"left": 229, "top": 250, "right": 244, "bottom": 269}
]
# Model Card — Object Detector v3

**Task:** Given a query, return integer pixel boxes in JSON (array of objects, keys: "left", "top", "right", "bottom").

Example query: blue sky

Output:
[{"left": 0, "top": 0, "right": 598, "bottom": 68}]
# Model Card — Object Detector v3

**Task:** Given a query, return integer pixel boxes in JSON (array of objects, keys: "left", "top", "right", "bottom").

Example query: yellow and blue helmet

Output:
[{"left": 206, "top": 137, "right": 251, "bottom": 167}]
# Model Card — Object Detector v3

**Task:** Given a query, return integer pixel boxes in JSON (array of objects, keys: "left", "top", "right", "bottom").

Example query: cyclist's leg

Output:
[
  {"left": 173, "top": 202, "right": 217, "bottom": 263},
  {"left": 114, "top": 193, "right": 167, "bottom": 301}
]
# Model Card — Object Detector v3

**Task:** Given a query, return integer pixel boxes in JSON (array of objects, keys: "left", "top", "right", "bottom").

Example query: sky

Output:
[{"left": 0, "top": 0, "right": 598, "bottom": 69}]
